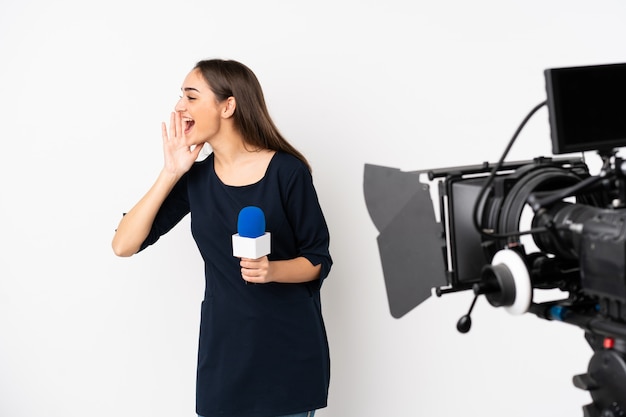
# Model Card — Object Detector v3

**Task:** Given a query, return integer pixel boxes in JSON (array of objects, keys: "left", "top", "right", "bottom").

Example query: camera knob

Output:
[{"left": 601, "top": 402, "right": 624, "bottom": 417}]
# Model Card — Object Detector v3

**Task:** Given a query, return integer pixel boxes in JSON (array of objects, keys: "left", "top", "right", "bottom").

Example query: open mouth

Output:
[{"left": 183, "top": 118, "right": 195, "bottom": 134}]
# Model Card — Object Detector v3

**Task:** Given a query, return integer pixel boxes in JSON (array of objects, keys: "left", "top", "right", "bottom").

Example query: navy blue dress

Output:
[{"left": 138, "top": 151, "right": 333, "bottom": 417}]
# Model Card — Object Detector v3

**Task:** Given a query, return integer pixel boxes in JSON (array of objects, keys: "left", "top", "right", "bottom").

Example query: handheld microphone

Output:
[{"left": 232, "top": 206, "right": 271, "bottom": 259}]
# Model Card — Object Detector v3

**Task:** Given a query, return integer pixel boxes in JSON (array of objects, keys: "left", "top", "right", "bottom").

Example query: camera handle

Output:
[
  {"left": 456, "top": 249, "right": 532, "bottom": 333},
  {"left": 456, "top": 293, "right": 478, "bottom": 333}
]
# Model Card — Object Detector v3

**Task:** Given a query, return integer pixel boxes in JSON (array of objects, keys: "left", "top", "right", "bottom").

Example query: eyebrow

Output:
[{"left": 183, "top": 87, "right": 201, "bottom": 93}]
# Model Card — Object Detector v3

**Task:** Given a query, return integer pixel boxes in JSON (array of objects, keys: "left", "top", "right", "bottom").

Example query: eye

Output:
[{"left": 186, "top": 96, "right": 196, "bottom": 100}]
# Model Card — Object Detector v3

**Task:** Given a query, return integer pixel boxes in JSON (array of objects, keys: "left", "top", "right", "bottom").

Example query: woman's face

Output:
[{"left": 174, "top": 68, "right": 225, "bottom": 146}]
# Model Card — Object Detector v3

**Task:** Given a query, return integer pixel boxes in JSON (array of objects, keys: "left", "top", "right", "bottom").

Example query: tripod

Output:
[{"left": 573, "top": 332, "right": 626, "bottom": 417}]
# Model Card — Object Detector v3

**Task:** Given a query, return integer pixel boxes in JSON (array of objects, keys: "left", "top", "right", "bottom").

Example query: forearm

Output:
[
  {"left": 269, "top": 257, "right": 321, "bottom": 284},
  {"left": 112, "top": 169, "right": 181, "bottom": 257}
]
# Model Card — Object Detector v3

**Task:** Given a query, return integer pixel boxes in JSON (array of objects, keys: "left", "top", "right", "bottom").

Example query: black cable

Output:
[{"left": 471, "top": 100, "right": 547, "bottom": 239}]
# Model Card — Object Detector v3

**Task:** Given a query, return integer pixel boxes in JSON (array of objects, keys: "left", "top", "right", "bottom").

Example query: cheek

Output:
[{"left": 194, "top": 115, "right": 221, "bottom": 137}]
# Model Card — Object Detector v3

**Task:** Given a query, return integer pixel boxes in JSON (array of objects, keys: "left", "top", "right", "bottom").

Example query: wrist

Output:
[{"left": 159, "top": 166, "right": 183, "bottom": 183}]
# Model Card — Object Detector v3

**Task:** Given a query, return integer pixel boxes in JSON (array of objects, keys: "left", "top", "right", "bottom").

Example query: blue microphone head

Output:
[{"left": 237, "top": 206, "right": 266, "bottom": 238}]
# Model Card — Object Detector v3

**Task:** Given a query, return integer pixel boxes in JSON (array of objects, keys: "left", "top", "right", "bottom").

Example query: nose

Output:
[{"left": 174, "top": 97, "right": 185, "bottom": 112}]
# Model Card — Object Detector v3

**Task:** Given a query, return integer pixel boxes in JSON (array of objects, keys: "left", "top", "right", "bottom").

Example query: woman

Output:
[{"left": 112, "top": 59, "right": 332, "bottom": 417}]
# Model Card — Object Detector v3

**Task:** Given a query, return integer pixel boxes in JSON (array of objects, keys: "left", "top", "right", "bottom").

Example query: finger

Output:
[
  {"left": 241, "top": 268, "right": 254, "bottom": 281},
  {"left": 181, "top": 116, "right": 188, "bottom": 141},
  {"left": 241, "top": 262, "right": 257, "bottom": 273},
  {"left": 174, "top": 111, "right": 182, "bottom": 139},
  {"left": 161, "top": 122, "right": 168, "bottom": 143},
  {"left": 240, "top": 264, "right": 252, "bottom": 275},
  {"left": 169, "top": 112, "right": 176, "bottom": 140}
]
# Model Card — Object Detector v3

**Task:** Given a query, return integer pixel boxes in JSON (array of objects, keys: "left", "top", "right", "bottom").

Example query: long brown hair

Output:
[{"left": 194, "top": 59, "right": 311, "bottom": 172}]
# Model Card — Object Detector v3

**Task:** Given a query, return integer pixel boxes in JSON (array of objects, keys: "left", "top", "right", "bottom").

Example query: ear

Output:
[{"left": 221, "top": 96, "right": 236, "bottom": 119}]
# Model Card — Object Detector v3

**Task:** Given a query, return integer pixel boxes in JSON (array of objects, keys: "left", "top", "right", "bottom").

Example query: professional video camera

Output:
[{"left": 364, "top": 63, "right": 626, "bottom": 417}]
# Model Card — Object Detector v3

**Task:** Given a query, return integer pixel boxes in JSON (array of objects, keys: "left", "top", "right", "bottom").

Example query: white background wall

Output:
[{"left": 2, "top": 1, "right": 626, "bottom": 416}]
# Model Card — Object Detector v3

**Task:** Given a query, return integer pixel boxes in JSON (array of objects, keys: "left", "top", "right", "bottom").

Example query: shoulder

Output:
[
  {"left": 268, "top": 152, "right": 317, "bottom": 200},
  {"left": 270, "top": 151, "right": 310, "bottom": 176}
]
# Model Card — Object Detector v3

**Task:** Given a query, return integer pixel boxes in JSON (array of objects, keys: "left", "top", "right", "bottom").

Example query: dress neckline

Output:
[{"left": 211, "top": 151, "right": 278, "bottom": 188}]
